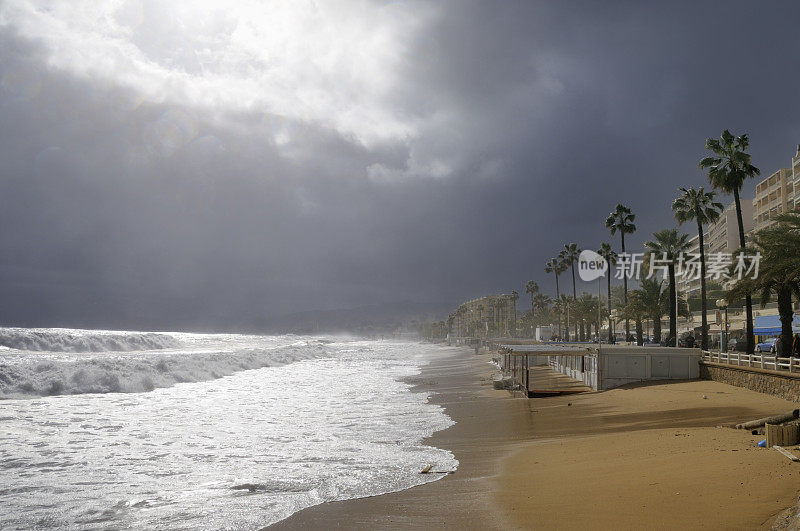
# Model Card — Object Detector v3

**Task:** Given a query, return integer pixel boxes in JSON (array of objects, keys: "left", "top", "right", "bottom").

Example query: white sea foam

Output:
[
  {"left": 0, "top": 329, "right": 330, "bottom": 398},
  {"left": 0, "top": 331, "right": 459, "bottom": 529},
  {"left": 0, "top": 327, "right": 181, "bottom": 352}
]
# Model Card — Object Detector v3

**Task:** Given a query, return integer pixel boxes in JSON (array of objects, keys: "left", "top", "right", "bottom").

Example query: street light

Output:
[{"left": 716, "top": 299, "right": 729, "bottom": 353}]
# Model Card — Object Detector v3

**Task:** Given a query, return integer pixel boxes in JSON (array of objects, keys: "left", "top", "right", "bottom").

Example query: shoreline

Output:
[
  {"left": 269, "top": 346, "right": 520, "bottom": 529},
  {"left": 270, "top": 346, "right": 800, "bottom": 529}
]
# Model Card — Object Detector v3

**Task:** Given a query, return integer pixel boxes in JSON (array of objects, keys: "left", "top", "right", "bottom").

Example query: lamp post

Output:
[
  {"left": 610, "top": 309, "right": 618, "bottom": 344},
  {"left": 597, "top": 275, "right": 606, "bottom": 352},
  {"left": 716, "top": 299, "right": 729, "bottom": 353}
]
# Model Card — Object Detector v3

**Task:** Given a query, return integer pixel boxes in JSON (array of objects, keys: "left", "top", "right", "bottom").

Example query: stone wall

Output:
[{"left": 700, "top": 362, "right": 800, "bottom": 402}]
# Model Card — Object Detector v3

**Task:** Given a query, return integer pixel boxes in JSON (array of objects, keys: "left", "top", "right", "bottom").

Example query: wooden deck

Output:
[
  {"left": 500, "top": 348, "right": 592, "bottom": 397},
  {"left": 526, "top": 366, "right": 592, "bottom": 397}
]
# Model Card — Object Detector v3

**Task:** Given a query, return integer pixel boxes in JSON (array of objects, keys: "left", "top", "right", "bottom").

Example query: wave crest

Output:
[
  {"left": 0, "top": 329, "right": 181, "bottom": 352},
  {"left": 0, "top": 335, "right": 330, "bottom": 399}
]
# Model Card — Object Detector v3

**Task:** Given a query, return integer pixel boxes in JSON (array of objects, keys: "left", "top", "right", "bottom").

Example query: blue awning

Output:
[{"left": 754, "top": 314, "right": 800, "bottom": 336}]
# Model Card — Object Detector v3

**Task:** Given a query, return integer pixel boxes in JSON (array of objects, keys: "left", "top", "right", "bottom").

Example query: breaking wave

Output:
[
  {"left": 0, "top": 328, "right": 181, "bottom": 352},
  {"left": 0, "top": 329, "right": 331, "bottom": 399},
  {"left": 0, "top": 338, "right": 458, "bottom": 528}
]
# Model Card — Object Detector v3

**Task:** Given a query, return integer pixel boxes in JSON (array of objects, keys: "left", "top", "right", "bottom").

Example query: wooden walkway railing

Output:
[{"left": 702, "top": 351, "right": 800, "bottom": 373}]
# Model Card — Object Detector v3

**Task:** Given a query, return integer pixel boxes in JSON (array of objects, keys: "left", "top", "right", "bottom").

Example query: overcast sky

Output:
[{"left": 1, "top": 1, "right": 799, "bottom": 330}]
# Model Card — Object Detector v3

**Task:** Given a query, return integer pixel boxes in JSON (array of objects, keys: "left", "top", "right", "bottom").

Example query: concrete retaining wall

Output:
[
  {"left": 550, "top": 346, "right": 701, "bottom": 391},
  {"left": 599, "top": 346, "right": 700, "bottom": 390},
  {"left": 700, "top": 361, "right": 800, "bottom": 402}
]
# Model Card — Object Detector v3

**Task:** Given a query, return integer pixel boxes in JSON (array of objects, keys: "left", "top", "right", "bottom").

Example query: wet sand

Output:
[
  {"left": 270, "top": 347, "right": 800, "bottom": 530},
  {"left": 269, "top": 347, "right": 526, "bottom": 529}
]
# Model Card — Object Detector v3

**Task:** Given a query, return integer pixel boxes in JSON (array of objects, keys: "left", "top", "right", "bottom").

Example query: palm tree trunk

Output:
[
  {"left": 607, "top": 273, "right": 613, "bottom": 343},
  {"left": 554, "top": 272, "right": 561, "bottom": 339},
  {"left": 571, "top": 263, "right": 577, "bottom": 340},
  {"left": 653, "top": 316, "right": 662, "bottom": 344},
  {"left": 778, "top": 286, "right": 793, "bottom": 355},
  {"left": 571, "top": 263, "right": 577, "bottom": 298},
  {"left": 635, "top": 319, "right": 643, "bottom": 345},
  {"left": 668, "top": 264, "right": 677, "bottom": 345},
  {"left": 733, "top": 187, "right": 755, "bottom": 354},
  {"left": 697, "top": 215, "right": 709, "bottom": 350},
  {"left": 622, "top": 232, "right": 629, "bottom": 340}
]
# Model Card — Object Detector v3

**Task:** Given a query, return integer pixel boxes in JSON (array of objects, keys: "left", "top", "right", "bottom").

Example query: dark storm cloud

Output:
[{"left": 0, "top": 1, "right": 799, "bottom": 330}]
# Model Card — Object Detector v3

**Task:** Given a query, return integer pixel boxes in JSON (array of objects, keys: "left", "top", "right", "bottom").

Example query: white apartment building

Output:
[
  {"left": 753, "top": 168, "right": 794, "bottom": 231},
  {"left": 677, "top": 200, "right": 754, "bottom": 295}
]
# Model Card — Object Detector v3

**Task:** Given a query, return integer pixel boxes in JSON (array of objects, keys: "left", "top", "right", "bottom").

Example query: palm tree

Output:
[
  {"left": 606, "top": 204, "right": 636, "bottom": 340},
  {"left": 629, "top": 277, "right": 670, "bottom": 344},
  {"left": 555, "top": 294, "right": 573, "bottom": 341},
  {"left": 495, "top": 297, "right": 507, "bottom": 336},
  {"left": 645, "top": 229, "right": 691, "bottom": 345},
  {"left": 728, "top": 213, "right": 800, "bottom": 355},
  {"left": 509, "top": 291, "right": 519, "bottom": 337},
  {"left": 619, "top": 292, "right": 645, "bottom": 345},
  {"left": 672, "top": 187, "right": 724, "bottom": 350},
  {"left": 544, "top": 258, "right": 564, "bottom": 338},
  {"left": 530, "top": 293, "right": 553, "bottom": 335},
  {"left": 597, "top": 243, "right": 618, "bottom": 343},
  {"left": 525, "top": 280, "right": 539, "bottom": 314},
  {"left": 562, "top": 244, "right": 581, "bottom": 299},
  {"left": 575, "top": 294, "right": 587, "bottom": 341},
  {"left": 575, "top": 293, "right": 602, "bottom": 341},
  {"left": 562, "top": 244, "right": 581, "bottom": 340},
  {"left": 456, "top": 306, "right": 467, "bottom": 337},
  {"left": 532, "top": 293, "right": 551, "bottom": 315},
  {"left": 700, "top": 130, "right": 760, "bottom": 353}
]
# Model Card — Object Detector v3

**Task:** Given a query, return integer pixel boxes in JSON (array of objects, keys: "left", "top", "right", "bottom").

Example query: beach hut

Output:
[{"left": 501, "top": 343, "right": 701, "bottom": 393}]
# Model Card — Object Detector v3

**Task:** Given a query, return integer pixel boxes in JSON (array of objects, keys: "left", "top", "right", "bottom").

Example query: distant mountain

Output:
[{"left": 263, "top": 301, "right": 454, "bottom": 336}]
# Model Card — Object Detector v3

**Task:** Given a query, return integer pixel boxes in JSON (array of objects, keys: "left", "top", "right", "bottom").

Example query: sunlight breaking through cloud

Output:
[{"left": 1, "top": 0, "right": 433, "bottom": 145}]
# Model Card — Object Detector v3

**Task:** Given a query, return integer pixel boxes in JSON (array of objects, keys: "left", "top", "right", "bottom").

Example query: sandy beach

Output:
[{"left": 270, "top": 347, "right": 800, "bottom": 530}]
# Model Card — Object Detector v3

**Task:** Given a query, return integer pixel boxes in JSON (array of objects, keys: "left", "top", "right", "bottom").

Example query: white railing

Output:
[{"left": 701, "top": 350, "right": 800, "bottom": 373}]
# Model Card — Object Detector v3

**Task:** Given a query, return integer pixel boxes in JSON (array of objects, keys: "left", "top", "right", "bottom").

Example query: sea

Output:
[{"left": 0, "top": 328, "right": 458, "bottom": 529}]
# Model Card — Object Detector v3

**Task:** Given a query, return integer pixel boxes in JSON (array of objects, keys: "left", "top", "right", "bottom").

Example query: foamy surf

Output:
[
  {"left": 0, "top": 330, "right": 459, "bottom": 528},
  {"left": 0, "top": 327, "right": 182, "bottom": 352},
  {"left": 0, "top": 328, "right": 330, "bottom": 398}
]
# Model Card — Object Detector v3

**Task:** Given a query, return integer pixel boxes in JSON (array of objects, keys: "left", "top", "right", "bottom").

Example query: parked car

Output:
[{"left": 756, "top": 338, "right": 778, "bottom": 353}]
